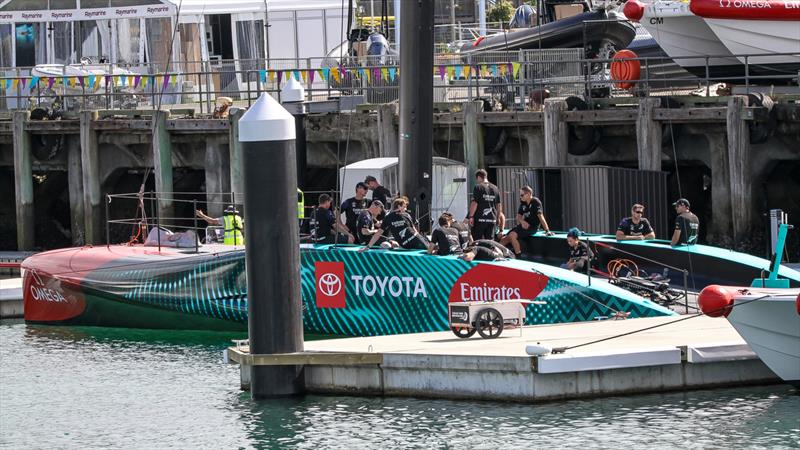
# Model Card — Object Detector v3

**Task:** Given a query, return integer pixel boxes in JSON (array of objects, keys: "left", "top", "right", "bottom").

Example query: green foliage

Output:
[{"left": 486, "top": 0, "right": 515, "bottom": 24}]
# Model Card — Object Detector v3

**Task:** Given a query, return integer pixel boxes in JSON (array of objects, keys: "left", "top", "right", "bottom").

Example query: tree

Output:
[{"left": 486, "top": 0, "right": 515, "bottom": 24}]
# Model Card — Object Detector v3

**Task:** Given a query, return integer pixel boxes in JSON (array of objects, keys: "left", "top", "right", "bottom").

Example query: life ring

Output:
[{"left": 610, "top": 49, "right": 641, "bottom": 90}]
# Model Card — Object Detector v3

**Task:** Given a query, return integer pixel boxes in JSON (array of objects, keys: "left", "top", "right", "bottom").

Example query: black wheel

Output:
[
  {"left": 476, "top": 308, "right": 504, "bottom": 339},
  {"left": 451, "top": 326, "right": 476, "bottom": 339}
]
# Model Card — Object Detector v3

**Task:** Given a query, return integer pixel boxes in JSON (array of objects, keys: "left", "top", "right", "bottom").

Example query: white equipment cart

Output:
[{"left": 448, "top": 299, "right": 541, "bottom": 339}]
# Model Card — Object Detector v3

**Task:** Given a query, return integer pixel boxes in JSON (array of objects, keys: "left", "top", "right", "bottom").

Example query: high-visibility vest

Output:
[
  {"left": 297, "top": 189, "right": 305, "bottom": 219},
  {"left": 223, "top": 214, "right": 244, "bottom": 245}
]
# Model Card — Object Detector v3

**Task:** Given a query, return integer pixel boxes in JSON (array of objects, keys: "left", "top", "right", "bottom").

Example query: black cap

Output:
[
  {"left": 370, "top": 199, "right": 384, "bottom": 209},
  {"left": 672, "top": 198, "right": 690, "bottom": 208},
  {"left": 364, "top": 175, "right": 377, "bottom": 183}
]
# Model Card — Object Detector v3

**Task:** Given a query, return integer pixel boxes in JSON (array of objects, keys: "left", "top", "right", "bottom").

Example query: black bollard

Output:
[{"left": 239, "top": 92, "right": 304, "bottom": 398}]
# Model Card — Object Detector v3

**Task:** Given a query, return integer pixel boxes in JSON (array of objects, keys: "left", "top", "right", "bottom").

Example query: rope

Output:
[
  {"left": 551, "top": 294, "right": 770, "bottom": 353},
  {"left": 529, "top": 267, "right": 628, "bottom": 317}
]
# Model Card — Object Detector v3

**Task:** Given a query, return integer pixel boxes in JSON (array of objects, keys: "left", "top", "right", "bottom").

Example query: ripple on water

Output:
[{"left": 1, "top": 322, "right": 799, "bottom": 449}]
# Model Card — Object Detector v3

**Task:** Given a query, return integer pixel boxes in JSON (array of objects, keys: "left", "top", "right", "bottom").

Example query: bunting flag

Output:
[
  {"left": 133, "top": 75, "right": 141, "bottom": 88},
  {"left": 12, "top": 78, "right": 18, "bottom": 89},
  {"left": 20, "top": 78, "right": 27, "bottom": 89},
  {"left": 331, "top": 67, "right": 341, "bottom": 83},
  {"left": 380, "top": 67, "right": 388, "bottom": 83},
  {"left": 269, "top": 71, "right": 276, "bottom": 83},
  {"left": 454, "top": 65, "right": 462, "bottom": 79},
  {"left": 259, "top": 69, "right": 266, "bottom": 83},
  {"left": 446, "top": 65, "right": 455, "bottom": 81},
  {"left": 309, "top": 69, "right": 315, "bottom": 84},
  {"left": 4, "top": 79, "right": 10, "bottom": 90},
  {"left": 388, "top": 67, "right": 396, "bottom": 82},
  {"left": 31, "top": 76, "right": 39, "bottom": 87},
  {"left": 512, "top": 62, "right": 521, "bottom": 78},
  {"left": 321, "top": 67, "right": 330, "bottom": 82},
  {"left": 277, "top": 71, "right": 283, "bottom": 84},
  {"left": 78, "top": 76, "right": 84, "bottom": 88},
  {"left": 438, "top": 65, "right": 446, "bottom": 80},
  {"left": 463, "top": 65, "right": 471, "bottom": 78},
  {"left": 300, "top": 70, "right": 307, "bottom": 83}
]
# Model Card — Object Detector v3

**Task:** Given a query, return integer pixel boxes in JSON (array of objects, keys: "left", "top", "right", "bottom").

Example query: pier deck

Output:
[
  {"left": 229, "top": 316, "right": 779, "bottom": 401},
  {"left": 0, "top": 278, "right": 23, "bottom": 319}
]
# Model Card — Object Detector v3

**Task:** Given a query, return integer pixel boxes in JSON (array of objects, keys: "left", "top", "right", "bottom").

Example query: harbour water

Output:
[{"left": 1, "top": 321, "right": 798, "bottom": 449}]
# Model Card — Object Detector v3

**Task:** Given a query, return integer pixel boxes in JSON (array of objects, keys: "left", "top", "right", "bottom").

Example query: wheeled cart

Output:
[{"left": 448, "top": 299, "right": 540, "bottom": 339}]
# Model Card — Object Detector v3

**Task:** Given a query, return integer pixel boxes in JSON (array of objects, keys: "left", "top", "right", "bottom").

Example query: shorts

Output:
[
  {"left": 471, "top": 222, "right": 495, "bottom": 240},
  {"left": 400, "top": 235, "right": 428, "bottom": 250},
  {"left": 509, "top": 225, "right": 534, "bottom": 239}
]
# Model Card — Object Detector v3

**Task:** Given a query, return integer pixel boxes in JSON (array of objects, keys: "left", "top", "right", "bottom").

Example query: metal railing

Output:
[{"left": 2, "top": 50, "right": 798, "bottom": 114}]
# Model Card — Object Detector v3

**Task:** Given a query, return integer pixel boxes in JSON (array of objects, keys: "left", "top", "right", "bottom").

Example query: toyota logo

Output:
[{"left": 318, "top": 273, "right": 342, "bottom": 296}]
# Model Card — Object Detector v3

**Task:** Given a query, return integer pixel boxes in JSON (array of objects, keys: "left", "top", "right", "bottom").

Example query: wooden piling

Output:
[
  {"left": 152, "top": 110, "right": 173, "bottom": 221},
  {"left": 726, "top": 96, "right": 751, "bottom": 243},
  {"left": 462, "top": 101, "right": 485, "bottom": 188},
  {"left": 66, "top": 135, "right": 85, "bottom": 246},
  {"left": 636, "top": 97, "right": 662, "bottom": 171},
  {"left": 228, "top": 109, "right": 245, "bottom": 198},
  {"left": 543, "top": 99, "right": 568, "bottom": 166},
  {"left": 377, "top": 103, "right": 398, "bottom": 157},
  {"left": 80, "top": 110, "right": 102, "bottom": 245},
  {"left": 12, "top": 111, "right": 34, "bottom": 251}
]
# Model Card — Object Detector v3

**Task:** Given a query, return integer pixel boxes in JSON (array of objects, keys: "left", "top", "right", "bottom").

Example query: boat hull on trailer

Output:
[
  {"left": 21, "top": 243, "right": 675, "bottom": 334},
  {"left": 518, "top": 232, "right": 800, "bottom": 290}
]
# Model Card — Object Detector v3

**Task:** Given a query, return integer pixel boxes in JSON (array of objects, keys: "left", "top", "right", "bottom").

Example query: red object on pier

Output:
[
  {"left": 698, "top": 285, "right": 735, "bottom": 318},
  {"left": 610, "top": 49, "right": 641, "bottom": 90}
]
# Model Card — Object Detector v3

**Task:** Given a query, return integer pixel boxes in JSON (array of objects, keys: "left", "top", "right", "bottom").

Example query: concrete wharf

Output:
[
  {"left": 2, "top": 95, "right": 799, "bottom": 253},
  {"left": 0, "top": 278, "right": 23, "bottom": 319},
  {"left": 227, "top": 316, "right": 779, "bottom": 402}
]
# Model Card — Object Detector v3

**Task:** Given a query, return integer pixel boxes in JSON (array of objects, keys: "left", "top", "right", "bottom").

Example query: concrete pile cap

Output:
[
  {"left": 281, "top": 77, "right": 305, "bottom": 103},
  {"left": 238, "top": 93, "right": 296, "bottom": 143}
]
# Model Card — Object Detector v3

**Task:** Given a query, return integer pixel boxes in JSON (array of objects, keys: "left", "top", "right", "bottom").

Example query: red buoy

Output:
[
  {"left": 623, "top": 0, "right": 645, "bottom": 21},
  {"left": 610, "top": 49, "right": 641, "bottom": 90},
  {"left": 698, "top": 285, "right": 735, "bottom": 318}
]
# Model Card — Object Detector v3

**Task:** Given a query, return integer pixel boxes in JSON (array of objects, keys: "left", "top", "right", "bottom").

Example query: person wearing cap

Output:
[
  {"left": 311, "top": 194, "right": 354, "bottom": 244},
  {"left": 501, "top": 185, "right": 553, "bottom": 257},
  {"left": 671, "top": 198, "right": 699, "bottom": 246},
  {"left": 196, "top": 205, "right": 244, "bottom": 245},
  {"left": 563, "top": 227, "right": 593, "bottom": 272},
  {"left": 468, "top": 169, "right": 503, "bottom": 240},
  {"left": 359, "top": 197, "right": 427, "bottom": 252},
  {"left": 428, "top": 213, "right": 463, "bottom": 256},
  {"left": 364, "top": 175, "right": 391, "bottom": 210},
  {"left": 340, "top": 182, "right": 370, "bottom": 238},
  {"left": 616, "top": 203, "right": 656, "bottom": 241},
  {"left": 356, "top": 200, "right": 390, "bottom": 245}
]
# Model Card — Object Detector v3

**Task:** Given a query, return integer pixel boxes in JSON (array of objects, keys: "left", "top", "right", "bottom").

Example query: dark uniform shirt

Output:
[
  {"left": 450, "top": 221, "right": 471, "bottom": 250},
  {"left": 516, "top": 197, "right": 543, "bottom": 232},
  {"left": 617, "top": 217, "right": 654, "bottom": 237},
  {"left": 311, "top": 207, "right": 335, "bottom": 242},
  {"left": 371, "top": 185, "right": 391, "bottom": 207},
  {"left": 341, "top": 197, "right": 369, "bottom": 237},
  {"left": 381, "top": 210, "right": 421, "bottom": 248},
  {"left": 475, "top": 239, "right": 515, "bottom": 259},
  {"left": 472, "top": 182, "right": 502, "bottom": 224},
  {"left": 569, "top": 241, "right": 593, "bottom": 262},
  {"left": 674, "top": 211, "right": 699, "bottom": 244},
  {"left": 431, "top": 226, "right": 463, "bottom": 256},
  {"left": 356, "top": 210, "right": 376, "bottom": 244}
]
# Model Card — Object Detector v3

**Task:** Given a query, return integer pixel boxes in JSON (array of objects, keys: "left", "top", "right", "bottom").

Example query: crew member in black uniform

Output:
[
  {"left": 340, "top": 182, "right": 370, "bottom": 237},
  {"left": 467, "top": 169, "right": 503, "bottom": 240},
  {"left": 616, "top": 203, "right": 656, "bottom": 240},
  {"left": 311, "top": 194, "right": 354, "bottom": 244},
  {"left": 428, "top": 213, "right": 463, "bottom": 256},
  {"left": 356, "top": 200, "right": 391, "bottom": 246},
  {"left": 460, "top": 239, "right": 515, "bottom": 262},
  {"left": 563, "top": 228, "right": 593, "bottom": 272},
  {"left": 670, "top": 198, "right": 699, "bottom": 246},
  {"left": 359, "top": 197, "right": 428, "bottom": 251},
  {"left": 364, "top": 175, "right": 391, "bottom": 210},
  {"left": 500, "top": 185, "right": 553, "bottom": 257},
  {"left": 445, "top": 212, "right": 472, "bottom": 251}
]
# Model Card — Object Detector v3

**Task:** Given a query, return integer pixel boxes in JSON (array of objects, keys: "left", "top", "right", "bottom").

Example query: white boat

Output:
[
  {"left": 699, "top": 286, "right": 800, "bottom": 386},
  {"left": 623, "top": 0, "right": 742, "bottom": 79},
  {"left": 690, "top": 0, "right": 800, "bottom": 81}
]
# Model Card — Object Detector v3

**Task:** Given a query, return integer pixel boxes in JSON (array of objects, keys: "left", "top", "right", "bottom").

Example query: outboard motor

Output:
[
  {"left": 509, "top": 4, "right": 536, "bottom": 28},
  {"left": 366, "top": 32, "right": 391, "bottom": 65}
]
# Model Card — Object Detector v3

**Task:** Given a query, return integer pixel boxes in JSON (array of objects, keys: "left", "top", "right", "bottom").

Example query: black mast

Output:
[{"left": 398, "top": 0, "right": 434, "bottom": 232}]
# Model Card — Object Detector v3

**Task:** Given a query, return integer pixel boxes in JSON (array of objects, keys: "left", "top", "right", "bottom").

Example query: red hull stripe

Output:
[{"left": 691, "top": 0, "right": 800, "bottom": 20}]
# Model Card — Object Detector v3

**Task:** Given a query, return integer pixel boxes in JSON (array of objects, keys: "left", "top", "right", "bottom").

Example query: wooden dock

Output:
[
  {"left": 228, "top": 316, "right": 779, "bottom": 401},
  {"left": 0, "top": 278, "right": 23, "bottom": 319}
]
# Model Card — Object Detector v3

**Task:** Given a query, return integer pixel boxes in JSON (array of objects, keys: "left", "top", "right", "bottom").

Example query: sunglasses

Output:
[{"left": 633, "top": 210, "right": 644, "bottom": 214}]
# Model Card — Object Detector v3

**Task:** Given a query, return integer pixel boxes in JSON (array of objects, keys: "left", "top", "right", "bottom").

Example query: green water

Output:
[{"left": 1, "top": 321, "right": 798, "bottom": 449}]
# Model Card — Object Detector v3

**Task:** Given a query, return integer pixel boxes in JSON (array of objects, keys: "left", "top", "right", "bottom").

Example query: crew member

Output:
[
  {"left": 311, "top": 194, "right": 354, "bottom": 244},
  {"left": 616, "top": 203, "right": 655, "bottom": 240},
  {"left": 468, "top": 169, "right": 503, "bottom": 240},
  {"left": 364, "top": 175, "right": 391, "bottom": 209},
  {"left": 446, "top": 213, "right": 472, "bottom": 251},
  {"left": 356, "top": 200, "right": 390, "bottom": 245},
  {"left": 670, "top": 198, "right": 699, "bottom": 246},
  {"left": 341, "top": 182, "right": 370, "bottom": 237},
  {"left": 428, "top": 213, "right": 463, "bottom": 256},
  {"left": 196, "top": 205, "right": 244, "bottom": 245},
  {"left": 460, "top": 239, "right": 515, "bottom": 262},
  {"left": 501, "top": 185, "right": 553, "bottom": 257},
  {"left": 564, "top": 228, "right": 593, "bottom": 272},
  {"left": 360, "top": 197, "right": 427, "bottom": 251}
]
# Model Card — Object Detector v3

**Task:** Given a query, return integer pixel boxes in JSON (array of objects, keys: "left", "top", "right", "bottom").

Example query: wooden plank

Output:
[
  {"left": 23, "top": 120, "right": 80, "bottom": 132},
  {"left": 228, "top": 348, "right": 383, "bottom": 366},
  {"left": 92, "top": 120, "right": 153, "bottom": 131},
  {"left": 0, "top": 122, "right": 14, "bottom": 133},
  {"left": 636, "top": 98, "right": 662, "bottom": 171},
  {"left": 478, "top": 111, "right": 542, "bottom": 126},
  {"left": 167, "top": 119, "right": 229, "bottom": 132},
  {"left": 563, "top": 109, "right": 639, "bottom": 124}
]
